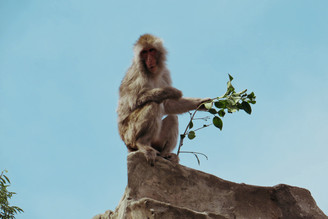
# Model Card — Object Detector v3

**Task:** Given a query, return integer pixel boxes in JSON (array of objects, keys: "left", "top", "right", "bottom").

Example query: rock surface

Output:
[{"left": 93, "top": 151, "right": 327, "bottom": 219}]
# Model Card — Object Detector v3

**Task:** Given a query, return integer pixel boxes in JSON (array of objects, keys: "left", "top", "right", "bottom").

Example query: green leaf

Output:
[
  {"left": 188, "top": 131, "right": 196, "bottom": 139},
  {"left": 204, "top": 102, "right": 213, "bottom": 110},
  {"left": 227, "top": 85, "right": 235, "bottom": 95},
  {"left": 228, "top": 74, "right": 234, "bottom": 81},
  {"left": 234, "top": 89, "right": 247, "bottom": 96},
  {"left": 226, "top": 99, "right": 235, "bottom": 106},
  {"left": 248, "top": 100, "right": 256, "bottom": 104},
  {"left": 214, "top": 100, "right": 226, "bottom": 109},
  {"left": 213, "top": 116, "right": 223, "bottom": 130},
  {"left": 208, "top": 108, "right": 217, "bottom": 114},
  {"left": 227, "top": 108, "right": 238, "bottom": 113},
  {"left": 189, "top": 121, "right": 193, "bottom": 129},
  {"left": 218, "top": 109, "right": 226, "bottom": 117},
  {"left": 227, "top": 81, "right": 233, "bottom": 89},
  {"left": 247, "top": 92, "right": 255, "bottom": 99},
  {"left": 230, "top": 95, "right": 241, "bottom": 104},
  {"left": 4, "top": 175, "right": 10, "bottom": 184},
  {"left": 242, "top": 101, "right": 252, "bottom": 114}
]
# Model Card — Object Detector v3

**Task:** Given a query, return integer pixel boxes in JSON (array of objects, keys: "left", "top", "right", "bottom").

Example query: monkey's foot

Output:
[
  {"left": 161, "top": 153, "right": 180, "bottom": 164},
  {"left": 140, "top": 147, "right": 159, "bottom": 166}
]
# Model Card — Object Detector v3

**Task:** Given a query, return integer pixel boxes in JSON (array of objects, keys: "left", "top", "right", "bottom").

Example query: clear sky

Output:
[{"left": 1, "top": 0, "right": 327, "bottom": 218}]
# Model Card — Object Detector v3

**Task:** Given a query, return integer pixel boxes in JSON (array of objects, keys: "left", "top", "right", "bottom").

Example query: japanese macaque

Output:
[{"left": 117, "top": 34, "right": 208, "bottom": 165}]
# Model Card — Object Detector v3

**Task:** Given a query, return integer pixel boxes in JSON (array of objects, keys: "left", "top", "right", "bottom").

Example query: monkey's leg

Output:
[
  {"left": 152, "top": 115, "right": 180, "bottom": 163},
  {"left": 133, "top": 103, "right": 162, "bottom": 165},
  {"left": 135, "top": 140, "right": 159, "bottom": 166}
]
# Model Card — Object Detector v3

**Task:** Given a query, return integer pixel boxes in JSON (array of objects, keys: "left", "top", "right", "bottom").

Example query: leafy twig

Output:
[
  {"left": 1, "top": 170, "right": 24, "bottom": 219},
  {"left": 176, "top": 74, "right": 256, "bottom": 164}
]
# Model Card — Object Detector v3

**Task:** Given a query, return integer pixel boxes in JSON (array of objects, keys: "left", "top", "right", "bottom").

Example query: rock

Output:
[
  {"left": 93, "top": 210, "right": 113, "bottom": 219},
  {"left": 94, "top": 151, "right": 327, "bottom": 219}
]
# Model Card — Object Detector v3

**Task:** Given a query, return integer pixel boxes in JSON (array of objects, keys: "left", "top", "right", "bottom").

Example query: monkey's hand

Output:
[
  {"left": 197, "top": 98, "right": 213, "bottom": 111},
  {"left": 137, "top": 87, "right": 182, "bottom": 107}
]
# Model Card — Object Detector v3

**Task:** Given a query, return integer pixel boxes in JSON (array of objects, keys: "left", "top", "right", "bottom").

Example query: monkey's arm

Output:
[
  {"left": 163, "top": 97, "right": 210, "bottom": 115},
  {"left": 136, "top": 87, "right": 182, "bottom": 107}
]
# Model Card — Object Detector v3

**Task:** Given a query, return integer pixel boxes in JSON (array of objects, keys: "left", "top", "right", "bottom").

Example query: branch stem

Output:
[{"left": 176, "top": 98, "right": 215, "bottom": 156}]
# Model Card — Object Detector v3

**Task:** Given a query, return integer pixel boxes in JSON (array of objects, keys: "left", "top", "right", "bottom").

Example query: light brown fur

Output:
[{"left": 117, "top": 34, "right": 208, "bottom": 165}]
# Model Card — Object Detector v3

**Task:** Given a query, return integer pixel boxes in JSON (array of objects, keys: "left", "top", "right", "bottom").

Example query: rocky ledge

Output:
[{"left": 93, "top": 151, "right": 327, "bottom": 219}]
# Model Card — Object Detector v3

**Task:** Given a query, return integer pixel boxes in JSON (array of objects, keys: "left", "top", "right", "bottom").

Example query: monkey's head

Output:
[{"left": 134, "top": 34, "right": 167, "bottom": 76}]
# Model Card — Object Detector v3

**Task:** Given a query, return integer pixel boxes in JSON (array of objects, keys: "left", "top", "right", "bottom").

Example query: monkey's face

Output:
[{"left": 140, "top": 48, "right": 158, "bottom": 74}]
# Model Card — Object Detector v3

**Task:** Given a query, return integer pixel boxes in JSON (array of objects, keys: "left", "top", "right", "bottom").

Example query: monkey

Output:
[{"left": 117, "top": 34, "right": 209, "bottom": 165}]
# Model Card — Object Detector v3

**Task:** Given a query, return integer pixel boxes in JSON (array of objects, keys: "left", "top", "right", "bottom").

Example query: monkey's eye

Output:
[
  {"left": 140, "top": 50, "right": 148, "bottom": 59},
  {"left": 149, "top": 48, "right": 155, "bottom": 52}
]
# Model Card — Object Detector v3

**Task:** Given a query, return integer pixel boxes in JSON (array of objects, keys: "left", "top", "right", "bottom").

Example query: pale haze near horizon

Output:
[{"left": 1, "top": 1, "right": 328, "bottom": 218}]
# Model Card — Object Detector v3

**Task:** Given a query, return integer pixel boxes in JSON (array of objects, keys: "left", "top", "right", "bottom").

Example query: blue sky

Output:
[{"left": 1, "top": 0, "right": 327, "bottom": 218}]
